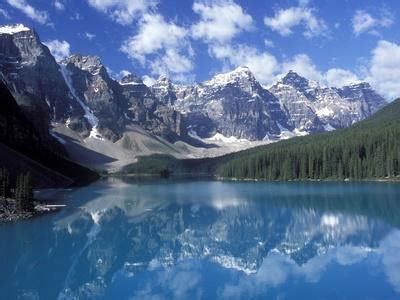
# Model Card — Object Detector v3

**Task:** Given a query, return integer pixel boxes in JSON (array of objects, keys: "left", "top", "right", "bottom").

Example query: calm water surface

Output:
[{"left": 1, "top": 179, "right": 400, "bottom": 299}]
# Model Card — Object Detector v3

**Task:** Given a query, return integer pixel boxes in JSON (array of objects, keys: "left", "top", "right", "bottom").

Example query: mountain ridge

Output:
[
  {"left": 0, "top": 23, "right": 389, "bottom": 171},
  {"left": 216, "top": 98, "right": 400, "bottom": 180},
  {"left": 121, "top": 98, "right": 400, "bottom": 179}
]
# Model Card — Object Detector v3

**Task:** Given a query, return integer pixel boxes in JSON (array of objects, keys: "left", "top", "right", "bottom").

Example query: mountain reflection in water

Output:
[{"left": 1, "top": 179, "right": 400, "bottom": 299}]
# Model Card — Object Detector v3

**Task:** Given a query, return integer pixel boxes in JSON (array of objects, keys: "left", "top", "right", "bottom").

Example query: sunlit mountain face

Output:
[{"left": 1, "top": 179, "right": 400, "bottom": 299}]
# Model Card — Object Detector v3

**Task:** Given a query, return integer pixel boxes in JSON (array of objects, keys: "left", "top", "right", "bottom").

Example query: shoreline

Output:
[
  {"left": 215, "top": 176, "right": 400, "bottom": 183},
  {"left": 109, "top": 172, "right": 400, "bottom": 183},
  {"left": 2, "top": 175, "right": 399, "bottom": 223},
  {"left": 0, "top": 199, "right": 63, "bottom": 223}
]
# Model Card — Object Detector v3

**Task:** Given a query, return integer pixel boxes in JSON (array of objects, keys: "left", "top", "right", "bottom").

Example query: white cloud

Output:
[
  {"left": 44, "top": 40, "right": 71, "bottom": 61},
  {"left": 264, "top": 39, "right": 275, "bottom": 48},
  {"left": 6, "top": 0, "right": 50, "bottom": 24},
  {"left": 208, "top": 45, "right": 361, "bottom": 88},
  {"left": 281, "top": 54, "right": 323, "bottom": 82},
  {"left": 121, "top": 14, "right": 188, "bottom": 63},
  {"left": 276, "top": 41, "right": 400, "bottom": 99},
  {"left": 209, "top": 44, "right": 279, "bottom": 85},
  {"left": 53, "top": 0, "right": 65, "bottom": 11},
  {"left": 352, "top": 9, "right": 394, "bottom": 36},
  {"left": 0, "top": 7, "right": 10, "bottom": 19},
  {"left": 380, "top": 231, "right": 400, "bottom": 293},
  {"left": 366, "top": 40, "right": 400, "bottom": 100},
  {"left": 325, "top": 68, "right": 359, "bottom": 87},
  {"left": 222, "top": 245, "right": 372, "bottom": 299},
  {"left": 143, "top": 75, "right": 157, "bottom": 86},
  {"left": 150, "top": 48, "right": 194, "bottom": 76},
  {"left": 85, "top": 32, "right": 96, "bottom": 40},
  {"left": 118, "top": 70, "right": 130, "bottom": 77},
  {"left": 121, "top": 13, "right": 194, "bottom": 82},
  {"left": 191, "top": 0, "right": 253, "bottom": 43},
  {"left": 70, "top": 12, "right": 82, "bottom": 21},
  {"left": 264, "top": 3, "right": 327, "bottom": 38},
  {"left": 87, "top": 0, "right": 157, "bottom": 25},
  {"left": 280, "top": 55, "right": 360, "bottom": 87}
]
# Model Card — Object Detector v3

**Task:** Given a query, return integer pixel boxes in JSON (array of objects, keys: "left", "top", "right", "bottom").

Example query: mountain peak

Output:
[
  {"left": 233, "top": 65, "right": 251, "bottom": 72},
  {"left": 205, "top": 66, "right": 256, "bottom": 86},
  {"left": 156, "top": 74, "right": 172, "bottom": 84},
  {"left": 0, "top": 24, "right": 31, "bottom": 35},
  {"left": 120, "top": 74, "right": 143, "bottom": 85},
  {"left": 229, "top": 65, "right": 254, "bottom": 77},
  {"left": 279, "top": 70, "right": 320, "bottom": 92},
  {"left": 343, "top": 81, "right": 370, "bottom": 89},
  {"left": 282, "top": 70, "right": 308, "bottom": 84},
  {"left": 62, "top": 54, "right": 105, "bottom": 76}
]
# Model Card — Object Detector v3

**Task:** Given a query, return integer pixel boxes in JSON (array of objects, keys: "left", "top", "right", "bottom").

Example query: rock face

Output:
[
  {"left": 60, "top": 54, "right": 127, "bottom": 141},
  {"left": 146, "top": 67, "right": 386, "bottom": 141},
  {"left": 172, "top": 66, "right": 291, "bottom": 140},
  {"left": 0, "top": 24, "right": 388, "bottom": 147},
  {"left": 0, "top": 80, "right": 98, "bottom": 188},
  {"left": 0, "top": 24, "right": 87, "bottom": 139},
  {"left": 59, "top": 55, "right": 186, "bottom": 142},
  {"left": 269, "top": 71, "right": 387, "bottom": 132},
  {"left": 120, "top": 75, "right": 186, "bottom": 141}
]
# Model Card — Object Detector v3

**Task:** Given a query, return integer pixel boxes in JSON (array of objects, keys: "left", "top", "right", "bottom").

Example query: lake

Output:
[{"left": 1, "top": 179, "right": 400, "bottom": 299}]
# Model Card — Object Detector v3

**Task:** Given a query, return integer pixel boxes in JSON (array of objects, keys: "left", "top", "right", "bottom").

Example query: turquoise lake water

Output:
[{"left": 1, "top": 179, "right": 400, "bottom": 299}]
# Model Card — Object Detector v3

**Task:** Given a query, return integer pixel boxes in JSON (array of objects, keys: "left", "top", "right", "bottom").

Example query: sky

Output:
[{"left": 1, "top": 0, "right": 400, "bottom": 100}]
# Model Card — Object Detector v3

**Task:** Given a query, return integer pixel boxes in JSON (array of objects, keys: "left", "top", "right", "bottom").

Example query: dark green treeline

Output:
[
  {"left": 217, "top": 99, "right": 400, "bottom": 180},
  {"left": 0, "top": 167, "right": 34, "bottom": 211}
]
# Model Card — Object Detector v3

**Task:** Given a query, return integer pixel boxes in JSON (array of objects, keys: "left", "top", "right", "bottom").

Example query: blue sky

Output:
[{"left": 1, "top": 0, "right": 400, "bottom": 99}]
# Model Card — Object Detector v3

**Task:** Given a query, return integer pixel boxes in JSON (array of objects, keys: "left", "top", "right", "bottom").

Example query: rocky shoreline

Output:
[{"left": 0, "top": 198, "right": 63, "bottom": 223}]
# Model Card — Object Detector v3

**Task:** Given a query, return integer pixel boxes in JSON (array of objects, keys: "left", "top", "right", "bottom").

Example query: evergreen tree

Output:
[
  {"left": 0, "top": 167, "right": 10, "bottom": 199},
  {"left": 15, "top": 174, "right": 23, "bottom": 211},
  {"left": 15, "top": 173, "right": 34, "bottom": 211}
]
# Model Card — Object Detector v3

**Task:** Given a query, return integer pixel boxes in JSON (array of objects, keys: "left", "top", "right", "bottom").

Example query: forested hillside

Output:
[{"left": 217, "top": 99, "right": 400, "bottom": 180}]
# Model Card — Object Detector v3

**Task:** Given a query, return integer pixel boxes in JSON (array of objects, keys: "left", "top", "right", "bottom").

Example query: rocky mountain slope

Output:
[
  {"left": 0, "top": 24, "right": 87, "bottom": 140},
  {"left": 270, "top": 71, "right": 386, "bottom": 132},
  {"left": 216, "top": 97, "right": 400, "bottom": 180},
  {"left": 120, "top": 74, "right": 187, "bottom": 142},
  {"left": 0, "top": 80, "right": 98, "bottom": 187},
  {"left": 0, "top": 23, "right": 388, "bottom": 171},
  {"left": 172, "top": 66, "right": 291, "bottom": 140}
]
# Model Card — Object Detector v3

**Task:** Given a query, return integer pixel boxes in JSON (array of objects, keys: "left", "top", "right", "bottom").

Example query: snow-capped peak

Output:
[
  {"left": 0, "top": 24, "right": 31, "bottom": 35},
  {"left": 204, "top": 66, "right": 256, "bottom": 86},
  {"left": 232, "top": 65, "right": 252, "bottom": 74},
  {"left": 156, "top": 74, "right": 171, "bottom": 83}
]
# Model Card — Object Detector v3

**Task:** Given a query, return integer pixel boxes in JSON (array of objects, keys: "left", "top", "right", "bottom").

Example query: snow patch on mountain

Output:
[
  {"left": 206, "top": 133, "right": 249, "bottom": 144},
  {"left": 0, "top": 23, "right": 389, "bottom": 156},
  {"left": 278, "top": 125, "right": 308, "bottom": 140},
  {"left": 323, "top": 124, "right": 336, "bottom": 131},
  {"left": 204, "top": 66, "right": 254, "bottom": 87},
  {"left": 119, "top": 81, "right": 142, "bottom": 86},
  {"left": 0, "top": 24, "right": 30, "bottom": 35},
  {"left": 270, "top": 71, "right": 386, "bottom": 136},
  {"left": 316, "top": 107, "right": 334, "bottom": 117},
  {"left": 59, "top": 64, "right": 103, "bottom": 140}
]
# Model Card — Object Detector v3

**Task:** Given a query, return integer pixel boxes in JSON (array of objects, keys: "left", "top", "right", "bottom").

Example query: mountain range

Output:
[
  {"left": 121, "top": 97, "right": 400, "bottom": 181},
  {"left": 0, "top": 23, "right": 388, "bottom": 175}
]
